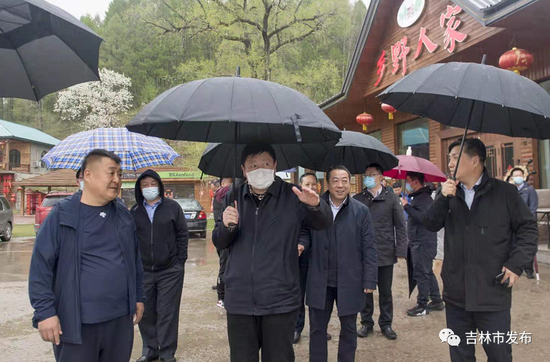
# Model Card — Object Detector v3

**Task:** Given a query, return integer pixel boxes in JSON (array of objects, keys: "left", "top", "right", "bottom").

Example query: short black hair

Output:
[
  {"left": 392, "top": 182, "right": 401, "bottom": 189},
  {"left": 76, "top": 168, "right": 82, "bottom": 180},
  {"left": 326, "top": 165, "right": 351, "bottom": 182},
  {"left": 511, "top": 167, "right": 524, "bottom": 176},
  {"left": 408, "top": 171, "right": 425, "bottom": 185},
  {"left": 241, "top": 143, "right": 277, "bottom": 166},
  {"left": 425, "top": 182, "right": 436, "bottom": 192},
  {"left": 448, "top": 138, "right": 486, "bottom": 164},
  {"left": 366, "top": 163, "right": 383, "bottom": 175},
  {"left": 300, "top": 173, "right": 318, "bottom": 183},
  {"left": 211, "top": 179, "right": 220, "bottom": 187},
  {"left": 81, "top": 149, "right": 121, "bottom": 171}
]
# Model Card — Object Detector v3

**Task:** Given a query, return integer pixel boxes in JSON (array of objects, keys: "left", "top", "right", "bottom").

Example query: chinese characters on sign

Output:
[{"left": 375, "top": 5, "right": 468, "bottom": 86}]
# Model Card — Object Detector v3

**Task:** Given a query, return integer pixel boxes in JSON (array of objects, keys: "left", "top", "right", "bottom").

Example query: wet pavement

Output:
[{"left": 1, "top": 234, "right": 549, "bottom": 362}]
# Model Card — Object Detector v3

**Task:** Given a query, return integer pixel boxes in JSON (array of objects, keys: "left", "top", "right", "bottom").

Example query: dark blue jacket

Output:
[
  {"left": 518, "top": 183, "right": 538, "bottom": 216},
  {"left": 301, "top": 193, "right": 378, "bottom": 316},
  {"left": 404, "top": 186, "right": 436, "bottom": 245},
  {"left": 28, "top": 192, "right": 144, "bottom": 344}
]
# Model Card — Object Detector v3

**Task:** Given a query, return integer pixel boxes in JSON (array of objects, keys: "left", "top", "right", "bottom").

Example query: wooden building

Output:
[{"left": 321, "top": 0, "right": 550, "bottom": 189}]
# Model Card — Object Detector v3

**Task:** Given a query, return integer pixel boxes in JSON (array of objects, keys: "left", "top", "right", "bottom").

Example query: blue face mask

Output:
[
  {"left": 364, "top": 176, "right": 378, "bottom": 189},
  {"left": 143, "top": 187, "right": 160, "bottom": 201},
  {"left": 513, "top": 176, "right": 524, "bottom": 185},
  {"left": 405, "top": 183, "right": 414, "bottom": 193}
]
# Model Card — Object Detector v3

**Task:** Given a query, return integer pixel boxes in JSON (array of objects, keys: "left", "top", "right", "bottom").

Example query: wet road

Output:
[{"left": 1, "top": 235, "right": 549, "bottom": 362}]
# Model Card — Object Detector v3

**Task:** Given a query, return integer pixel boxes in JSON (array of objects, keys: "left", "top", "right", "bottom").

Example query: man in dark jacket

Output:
[
  {"left": 511, "top": 167, "right": 539, "bottom": 279},
  {"left": 355, "top": 164, "right": 407, "bottom": 340},
  {"left": 403, "top": 171, "right": 444, "bottom": 317},
  {"left": 29, "top": 149, "right": 144, "bottom": 362},
  {"left": 131, "top": 170, "right": 189, "bottom": 362},
  {"left": 212, "top": 143, "right": 332, "bottom": 362},
  {"left": 213, "top": 177, "right": 233, "bottom": 308},
  {"left": 425, "top": 139, "right": 538, "bottom": 362},
  {"left": 301, "top": 165, "right": 378, "bottom": 362}
]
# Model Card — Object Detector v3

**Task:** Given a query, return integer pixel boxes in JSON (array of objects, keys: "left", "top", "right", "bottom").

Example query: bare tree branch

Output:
[{"left": 270, "top": 28, "right": 317, "bottom": 54}]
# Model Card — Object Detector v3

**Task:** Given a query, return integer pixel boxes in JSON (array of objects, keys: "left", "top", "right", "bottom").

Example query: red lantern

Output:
[
  {"left": 356, "top": 112, "right": 374, "bottom": 131},
  {"left": 499, "top": 47, "right": 533, "bottom": 74},
  {"left": 17, "top": 186, "right": 22, "bottom": 192},
  {"left": 381, "top": 103, "right": 397, "bottom": 120}
]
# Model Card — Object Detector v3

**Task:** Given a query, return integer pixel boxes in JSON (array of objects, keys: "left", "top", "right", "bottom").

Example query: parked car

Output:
[
  {"left": 35, "top": 192, "right": 74, "bottom": 235},
  {"left": 0, "top": 196, "right": 14, "bottom": 241},
  {"left": 174, "top": 198, "right": 207, "bottom": 239}
]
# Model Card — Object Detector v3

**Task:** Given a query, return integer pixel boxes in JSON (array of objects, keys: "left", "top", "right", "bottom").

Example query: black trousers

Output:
[
  {"left": 310, "top": 287, "right": 357, "bottom": 362},
  {"left": 361, "top": 264, "right": 394, "bottom": 328},
  {"left": 226, "top": 310, "right": 298, "bottom": 362},
  {"left": 139, "top": 262, "right": 185, "bottom": 359},
  {"left": 410, "top": 243, "right": 441, "bottom": 307},
  {"left": 53, "top": 315, "right": 133, "bottom": 362},
  {"left": 446, "top": 303, "right": 512, "bottom": 362},
  {"left": 295, "top": 258, "right": 309, "bottom": 334},
  {"left": 216, "top": 248, "right": 228, "bottom": 301}
]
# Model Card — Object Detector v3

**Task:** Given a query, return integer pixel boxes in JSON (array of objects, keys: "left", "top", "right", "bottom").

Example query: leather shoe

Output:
[
  {"left": 382, "top": 327, "right": 397, "bottom": 340},
  {"left": 293, "top": 331, "right": 301, "bottom": 344},
  {"left": 327, "top": 333, "right": 332, "bottom": 341},
  {"left": 137, "top": 356, "right": 158, "bottom": 362},
  {"left": 357, "top": 325, "right": 373, "bottom": 338}
]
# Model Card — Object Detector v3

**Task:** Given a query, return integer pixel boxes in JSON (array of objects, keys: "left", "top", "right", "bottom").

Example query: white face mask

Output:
[
  {"left": 79, "top": 181, "right": 84, "bottom": 191},
  {"left": 143, "top": 187, "right": 160, "bottom": 201},
  {"left": 246, "top": 168, "right": 275, "bottom": 190}
]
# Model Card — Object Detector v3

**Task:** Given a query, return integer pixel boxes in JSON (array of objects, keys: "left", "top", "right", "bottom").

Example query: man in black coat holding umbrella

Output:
[
  {"left": 425, "top": 139, "right": 538, "bottom": 362},
  {"left": 301, "top": 165, "right": 378, "bottom": 362},
  {"left": 212, "top": 143, "right": 332, "bottom": 362},
  {"left": 355, "top": 164, "right": 407, "bottom": 340}
]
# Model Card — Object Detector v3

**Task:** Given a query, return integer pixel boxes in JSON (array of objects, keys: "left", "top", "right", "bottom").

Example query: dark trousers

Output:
[
  {"left": 227, "top": 310, "right": 298, "bottom": 362},
  {"left": 446, "top": 303, "right": 512, "bottom": 362},
  {"left": 361, "top": 264, "right": 394, "bottom": 328},
  {"left": 139, "top": 262, "right": 185, "bottom": 359},
  {"left": 310, "top": 287, "right": 357, "bottom": 362},
  {"left": 53, "top": 315, "right": 133, "bottom": 362},
  {"left": 216, "top": 248, "right": 228, "bottom": 301},
  {"left": 410, "top": 242, "right": 441, "bottom": 307},
  {"left": 295, "top": 258, "right": 309, "bottom": 333}
]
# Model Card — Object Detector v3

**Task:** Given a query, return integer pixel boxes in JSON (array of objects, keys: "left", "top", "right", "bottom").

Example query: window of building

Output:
[
  {"left": 538, "top": 80, "right": 550, "bottom": 188},
  {"left": 9, "top": 149, "right": 20, "bottom": 167},
  {"left": 369, "top": 130, "right": 382, "bottom": 141},
  {"left": 397, "top": 118, "right": 430, "bottom": 160}
]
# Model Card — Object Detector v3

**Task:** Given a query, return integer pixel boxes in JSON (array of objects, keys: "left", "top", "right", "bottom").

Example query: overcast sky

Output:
[{"left": 46, "top": 0, "right": 371, "bottom": 20}]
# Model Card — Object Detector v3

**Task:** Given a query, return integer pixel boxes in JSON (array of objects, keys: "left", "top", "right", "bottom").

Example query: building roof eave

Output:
[{"left": 451, "top": 0, "right": 540, "bottom": 27}]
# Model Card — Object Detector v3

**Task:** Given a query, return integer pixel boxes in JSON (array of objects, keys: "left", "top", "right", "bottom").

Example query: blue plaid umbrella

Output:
[{"left": 42, "top": 128, "right": 180, "bottom": 171}]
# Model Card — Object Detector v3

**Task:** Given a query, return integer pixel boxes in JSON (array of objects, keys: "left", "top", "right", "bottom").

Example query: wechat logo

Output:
[{"left": 440, "top": 328, "right": 461, "bottom": 347}]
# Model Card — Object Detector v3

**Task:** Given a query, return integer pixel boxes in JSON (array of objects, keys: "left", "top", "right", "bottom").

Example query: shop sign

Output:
[
  {"left": 375, "top": 5, "right": 468, "bottom": 87},
  {"left": 397, "top": 0, "right": 425, "bottom": 28}
]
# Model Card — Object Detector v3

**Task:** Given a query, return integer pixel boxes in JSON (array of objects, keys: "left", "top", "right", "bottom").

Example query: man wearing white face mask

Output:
[
  {"left": 213, "top": 143, "right": 333, "bottom": 362},
  {"left": 131, "top": 170, "right": 189, "bottom": 362}
]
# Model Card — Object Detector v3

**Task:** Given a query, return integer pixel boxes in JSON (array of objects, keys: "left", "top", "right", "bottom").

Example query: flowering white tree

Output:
[{"left": 55, "top": 68, "right": 134, "bottom": 129}]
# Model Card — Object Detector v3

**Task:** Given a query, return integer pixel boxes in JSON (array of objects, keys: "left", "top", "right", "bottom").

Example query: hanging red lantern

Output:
[
  {"left": 356, "top": 112, "right": 374, "bottom": 131},
  {"left": 381, "top": 103, "right": 397, "bottom": 120},
  {"left": 499, "top": 47, "right": 533, "bottom": 74},
  {"left": 17, "top": 186, "right": 22, "bottom": 192}
]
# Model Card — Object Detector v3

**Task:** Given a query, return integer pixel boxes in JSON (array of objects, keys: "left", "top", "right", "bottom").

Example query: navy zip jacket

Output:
[
  {"left": 28, "top": 192, "right": 144, "bottom": 344},
  {"left": 212, "top": 177, "right": 332, "bottom": 316}
]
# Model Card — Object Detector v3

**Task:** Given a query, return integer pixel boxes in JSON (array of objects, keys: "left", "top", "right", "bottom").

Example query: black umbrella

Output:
[
  {"left": 198, "top": 142, "right": 335, "bottom": 178},
  {"left": 299, "top": 130, "right": 398, "bottom": 173},
  {"left": 0, "top": 0, "right": 103, "bottom": 101},
  {"left": 126, "top": 76, "right": 341, "bottom": 145},
  {"left": 377, "top": 57, "right": 550, "bottom": 178}
]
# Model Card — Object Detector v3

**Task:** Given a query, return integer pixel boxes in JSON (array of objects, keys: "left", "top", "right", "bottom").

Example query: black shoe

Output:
[
  {"left": 293, "top": 331, "right": 301, "bottom": 344},
  {"left": 327, "top": 333, "right": 332, "bottom": 341},
  {"left": 407, "top": 304, "right": 429, "bottom": 317},
  {"left": 526, "top": 271, "right": 535, "bottom": 279},
  {"left": 427, "top": 301, "right": 445, "bottom": 311},
  {"left": 211, "top": 285, "right": 217, "bottom": 290},
  {"left": 160, "top": 358, "right": 176, "bottom": 362},
  {"left": 357, "top": 325, "right": 374, "bottom": 338},
  {"left": 381, "top": 327, "right": 397, "bottom": 340},
  {"left": 137, "top": 357, "right": 158, "bottom": 362}
]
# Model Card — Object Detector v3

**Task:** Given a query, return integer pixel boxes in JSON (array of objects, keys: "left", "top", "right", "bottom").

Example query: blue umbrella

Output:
[{"left": 42, "top": 128, "right": 180, "bottom": 171}]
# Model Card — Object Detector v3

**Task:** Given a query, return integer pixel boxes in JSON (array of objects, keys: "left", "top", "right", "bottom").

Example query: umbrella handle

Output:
[{"left": 452, "top": 102, "right": 474, "bottom": 181}]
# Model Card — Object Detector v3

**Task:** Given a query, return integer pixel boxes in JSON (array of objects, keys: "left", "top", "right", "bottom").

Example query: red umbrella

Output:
[{"left": 383, "top": 149, "right": 447, "bottom": 182}]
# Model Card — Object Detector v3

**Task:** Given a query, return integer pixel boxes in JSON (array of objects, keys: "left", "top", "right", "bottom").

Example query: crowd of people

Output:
[{"left": 27, "top": 138, "right": 539, "bottom": 362}]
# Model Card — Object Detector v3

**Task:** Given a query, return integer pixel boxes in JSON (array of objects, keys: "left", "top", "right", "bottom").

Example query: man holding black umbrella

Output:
[
  {"left": 213, "top": 143, "right": 332, "bottom": 362},
  {"left": 424, "top": 138, "right": 538, "bottom": 362}
]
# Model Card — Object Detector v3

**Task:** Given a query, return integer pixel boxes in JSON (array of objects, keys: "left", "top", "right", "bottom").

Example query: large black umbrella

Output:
[
  {"left": 377, "top": 58, "right": 550, "bottom": 177},
  {"left": 0, "top": 0, "right": 103, "bottom": 101},
  {"left": 126, "top": 76, "right": 341, "bottom": 144},
  {"left": 299, "top": 130, "right": 398, "bottom": 173}
]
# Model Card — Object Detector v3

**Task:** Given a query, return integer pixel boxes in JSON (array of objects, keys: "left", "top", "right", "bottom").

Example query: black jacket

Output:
[
  {"left": 212, "top": 177, "right": 332, "bottom": 316},
  {"left": 131, "top": 170, "right": 189, "bottom": 272},
  {"left": 405, "top": 186, "right": 436, "bottom": 245},
  {"left": 354, "top": 186, "right": 407, "bottom": 266},
  {"left": 424, "top": 170, "right": 538, "bottom": 311},
  {"left": 301, "top": 193, "right": 378, "bottom": 316}
]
